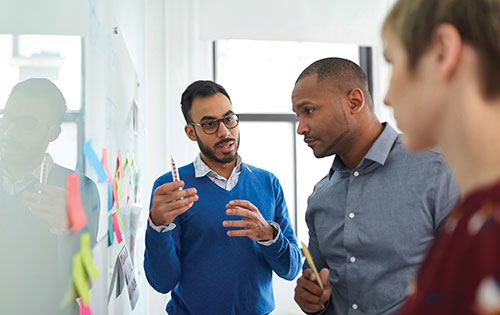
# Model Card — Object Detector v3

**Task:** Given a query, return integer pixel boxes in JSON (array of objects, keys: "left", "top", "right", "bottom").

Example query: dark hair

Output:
[
  {"left": 180, "top": 80, "right": 231, "bottom": 123},
  {"left": 9, "top": 78, "right": 67, "bottom": 125},
  {"left": 296, "top": 57, "right": 373, "bottom": 110}
]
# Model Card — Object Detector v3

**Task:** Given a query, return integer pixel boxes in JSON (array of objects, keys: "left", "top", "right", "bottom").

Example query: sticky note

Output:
[
  {"left": 72, "top": 252, "right": 90, "bottom": 305},
  {"left": 80, "top": 233, "right": 100, "bottom": 282},
  {"left": 116, "top": 172, "right": 123, "bottom": 199},
  {"left": 112, "top": 177, "right": 119, "bottom": 209},
  {"left": 108, "top": 214, "right": 114, "bottom": 246},
  {"left": 116, "top": 208, "right": 124, "bottom": 234},
  {"left": 102, "top": 148, "right": 112, "bottom": 184},
  {"left": 131, "top": 153, "right": 138, "bottom": 173},
  {"left": 66, "top": 174, "right": 87, "bottom": 232},
  {"left": 107, "top": 182, "right": 113, "bottom": 211},
  {"left": 123, "top": 152, "right": 130, "bottom": 172},
  {"left": 126, "top": 182, "right": 133, "bottom": 207},
  {"left": 83, "top": 142, "right": 108, "bottom": 183},
  {"left": 79, "top": 302, "right": 92, "bottom": 315},
  {"left": 116, "top": 150, "right": 125, "bottom": 178},
  {"left": 112, "top": 213, "right": 123, "bottom": 244},
  {"left": 78, "top": 301, "right": 92, "bottom": 315}
]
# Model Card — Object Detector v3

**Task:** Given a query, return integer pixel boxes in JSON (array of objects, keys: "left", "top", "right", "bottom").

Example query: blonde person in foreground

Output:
[{"left": 382, "top": 0, "right": 500, "bottom": 314}]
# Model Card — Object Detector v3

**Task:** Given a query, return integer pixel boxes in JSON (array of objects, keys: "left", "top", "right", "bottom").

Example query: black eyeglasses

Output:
[{"left": 189, "top": 113, "right": 239, "bottom": 135}]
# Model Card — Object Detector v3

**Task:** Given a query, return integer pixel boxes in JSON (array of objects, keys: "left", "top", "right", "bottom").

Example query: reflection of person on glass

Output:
[{"left": 0, "top": 78, "right": 99, "bottom": 314}]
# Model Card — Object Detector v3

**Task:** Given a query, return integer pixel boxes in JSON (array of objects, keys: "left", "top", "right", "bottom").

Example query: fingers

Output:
[
  {"left": 150, "top": 182, "right": 198, "bottom": 225},
  {"left": 34, "top": 183, "right": 65, "bottom": 197},
  {"left": 222, "top": 220, "right": 253, "bottom": 229},
  {"left": 154, "top": 181, "right": 185, "bottom": 195},
  {"left": 225, "top": 207, "right": 255, "bottom": 219},
  {"left": 294, "top": 269, "right": 329, "bottom": 313},
  {"left": 319, "top": 268, "right": 330, "bottom": 287},
  {"left": 226, "top": 200, "right": 258, "bottom": 212}
]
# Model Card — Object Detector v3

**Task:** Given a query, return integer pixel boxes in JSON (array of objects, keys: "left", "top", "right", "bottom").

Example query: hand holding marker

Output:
[
  {"left": 171, "top": 155, "right": 181, "bottom": 189},
  {"left": 301, "top": 241, "right": 324, "bottom": 289}
]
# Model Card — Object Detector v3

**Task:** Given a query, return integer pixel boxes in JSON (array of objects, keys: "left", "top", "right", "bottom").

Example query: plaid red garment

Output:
[{"left": 399, "top": 179, "right": 500, "bottom": 315}]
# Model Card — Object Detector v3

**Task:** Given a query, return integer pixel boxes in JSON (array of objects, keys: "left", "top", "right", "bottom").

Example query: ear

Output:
[
  {"left": 346, "top": 88, "right": 366, "bottom": 114},
  {"left": 432, "top": 23, "right": 462, "bottom": 81},
  {"left": 47, "top": 125, "right": 61, "bottom": 142},
  {"left": 184, "top": 124, "right": 197, "bottom": 142}
]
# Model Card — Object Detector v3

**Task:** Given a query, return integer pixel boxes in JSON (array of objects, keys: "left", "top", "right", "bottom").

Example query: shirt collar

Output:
[
  {"left": 363, "top": 122, "right": 398, "bottom": 166},
  {"left": 0, "top": 153, "right": 54, "bottom": 194},
  {"left": 193, "top": 153, "right": 243, "bottom": 178},
  {"left": 330, "top": 122, "right": 398, "bottom": 176}
]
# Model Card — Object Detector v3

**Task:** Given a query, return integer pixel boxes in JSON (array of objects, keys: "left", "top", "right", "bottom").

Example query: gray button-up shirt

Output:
[{"left": 305, "top": 123, "right": 459, "bottom": 315}]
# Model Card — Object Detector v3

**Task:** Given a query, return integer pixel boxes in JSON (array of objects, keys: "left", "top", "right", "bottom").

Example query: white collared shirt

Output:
[{"left": 193, "top": 153, "right": 243, "bottom": 191}]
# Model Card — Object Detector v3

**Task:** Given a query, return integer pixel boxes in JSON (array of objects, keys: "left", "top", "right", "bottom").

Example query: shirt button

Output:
[
  {"left": 348, "top": 212, "right": 355, "bottom": 219},
  {"left": 352, "top": 304, "right": 358, "bottom": 310},
  {"left": 353, "top": 171, "right": 359, "bottom": 177},
  {"left": 350, "top": 256, "right": 356, "bottom": 263}
]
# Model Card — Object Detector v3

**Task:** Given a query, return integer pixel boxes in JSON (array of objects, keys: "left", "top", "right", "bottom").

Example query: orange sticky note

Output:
[
  {"left": 79, "top": 301, "right": 92, "bottom": 315},
  {"left": 66, "top": 174, "right": 87, "bottom": 232},
  {"left": 102, "top": 148, "right": 111, "bottom": 184},
  {"left": 112, "top": 213, "right": 123, "bottom": 243}
]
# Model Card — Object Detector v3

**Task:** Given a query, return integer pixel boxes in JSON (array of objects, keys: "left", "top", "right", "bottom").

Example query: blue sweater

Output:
[{"left": 144, "top": 163, "right": 301, "bottom": 315}]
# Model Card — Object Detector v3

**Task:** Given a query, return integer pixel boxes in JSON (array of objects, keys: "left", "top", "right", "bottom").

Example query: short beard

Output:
[{"left": 195, "top": 131, "right": 240, "bottom": 165}]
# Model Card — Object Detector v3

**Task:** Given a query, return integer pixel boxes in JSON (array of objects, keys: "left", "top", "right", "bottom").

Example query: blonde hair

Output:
[{"left": 383, "top": 0, "right": 500, "bottom": 99}]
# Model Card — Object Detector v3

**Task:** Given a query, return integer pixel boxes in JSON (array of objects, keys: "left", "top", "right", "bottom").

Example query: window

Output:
[
  {"left": 0, "top": 34, "right": 84, "bottom": 171},
  {"left": 215, "top": 39, "right": 371, "bottom": 244}
]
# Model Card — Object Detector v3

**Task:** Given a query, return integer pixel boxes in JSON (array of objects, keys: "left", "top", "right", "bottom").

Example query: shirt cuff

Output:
[
  {"left": 148, "top": 214, "right": 176, "bottom": 232},
  {"left": 258, "top": 221, "right": 281, "bottom": 246}
]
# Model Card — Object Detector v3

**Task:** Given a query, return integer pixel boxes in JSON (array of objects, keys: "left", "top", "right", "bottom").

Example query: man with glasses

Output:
[{"left": 144, "top": 80, "right": 301, "bottom": 315}]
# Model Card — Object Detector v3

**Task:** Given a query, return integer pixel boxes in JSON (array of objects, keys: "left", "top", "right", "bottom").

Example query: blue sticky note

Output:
[
  {"left": 108, "top": 214, "right": 114, "bottom": 246},
  {"left": 83, "top": 141, "right": 108, "bottom": 183},
  {"left": 107, "top": 182, "right": 113, "bottom": 211}
]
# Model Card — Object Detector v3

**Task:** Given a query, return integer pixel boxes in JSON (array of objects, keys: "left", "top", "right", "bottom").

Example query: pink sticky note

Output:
[
  {"left": 79, "top": 301, "right": 92, "bottom": 315},
  {"left": 116, "top": 150, "right": 125, "bottom": 179},
  {"left": 112, "top": 213, "right": 123, "bottom": 243},
  {"left": 66, "top": 174, "right": 87, "bottom": 232},
  {"left": 102, "top": 148, "right": 111, "bottom": 184}
]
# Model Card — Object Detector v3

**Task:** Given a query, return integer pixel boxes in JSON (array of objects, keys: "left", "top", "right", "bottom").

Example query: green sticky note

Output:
[
  {"left": 72, "top": 252, "right": 90, "bottom": 305},
  {"left": 80, "top": 233, "right": 100, "bottom": 282},
  {"left": 116, "top": 172, "right": 123, "bottom": 199}
]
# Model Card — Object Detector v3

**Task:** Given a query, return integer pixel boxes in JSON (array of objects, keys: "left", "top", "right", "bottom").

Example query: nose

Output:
[
  {"left": 296, "top": 118, "right": 309, "bottom": 135},
  {"left": 216, "top": 120, "right": 231, "bottom": 138}
]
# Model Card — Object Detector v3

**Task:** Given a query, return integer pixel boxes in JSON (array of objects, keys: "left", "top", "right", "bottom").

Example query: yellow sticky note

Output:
[
  {"left": 131, "top": 153, "right": 138, "bottom": 173},
  {"left": 116, "top": 172, "right": 123, "bottom": 199},
  {"left": 80, "top": 233, "right": 100, "bottom": 282},
  {"left": 116, "top": 208, "right": 124, "bottom": 234},
  {"left": 300, "top": 241, "right": 323, "bottom": 289},
  {"left": 123, "top": 152, "right": 130, "bottom": 171},
  {"left": 72, "top": 252, "right": 90, "bottom": 305}
]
